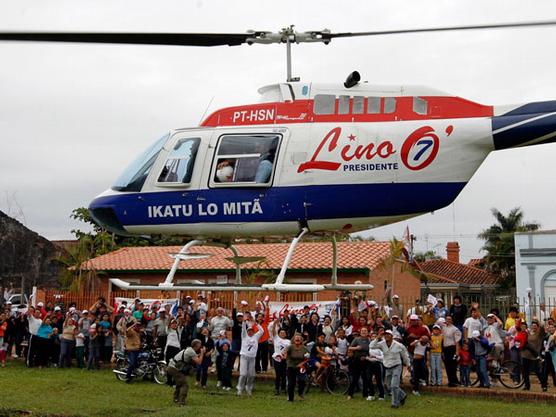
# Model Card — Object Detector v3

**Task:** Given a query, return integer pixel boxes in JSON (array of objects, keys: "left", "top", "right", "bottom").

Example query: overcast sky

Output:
[{"left": 1, "top": 0, "right": 556, "bottom": 262}]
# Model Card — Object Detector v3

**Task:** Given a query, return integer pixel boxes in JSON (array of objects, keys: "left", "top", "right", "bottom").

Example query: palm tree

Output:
[{"left": 478, "top": 207, "right": 540, "bottom": 289}]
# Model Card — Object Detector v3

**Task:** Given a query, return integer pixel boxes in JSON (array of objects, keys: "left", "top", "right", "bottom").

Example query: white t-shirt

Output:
[
  {"left": 484, "top": 322, "right": 503, "bottom": 345},
  {"left": 272, "top": 336, "right": 291, "bottom": 360},
  {"left": 463, "top": 317, "right": 485, "bottom": 338},
  {"left": 336, "top": 337, "right": 349, "bottom": 356},
  {"left": 414, "top": 342, "right": 428, "bottom": 357}
]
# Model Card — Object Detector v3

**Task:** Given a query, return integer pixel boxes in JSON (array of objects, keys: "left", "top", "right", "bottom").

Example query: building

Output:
[
  {"left": 515, "top": 230, "right": 556, "bottom": 301},
  {"left": 419, "top": 242, "right": 499, "bottom": 303},
  {"left": 81, "top": 241, "right": 421, "bottom": 302}
]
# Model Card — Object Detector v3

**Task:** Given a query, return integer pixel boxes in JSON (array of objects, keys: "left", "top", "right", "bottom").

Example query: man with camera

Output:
[{"left": 166, "top": 339, "right": 205, "bottom": 406}]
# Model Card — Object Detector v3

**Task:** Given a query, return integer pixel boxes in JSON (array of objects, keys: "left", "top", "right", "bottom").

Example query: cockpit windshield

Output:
[{"left": 111, "top": 134, "right": 168, "bottom": 192}]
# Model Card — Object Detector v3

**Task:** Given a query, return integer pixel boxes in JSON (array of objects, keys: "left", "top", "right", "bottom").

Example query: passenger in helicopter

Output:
[
  {"left": 215, "top": 159, "right": 235, "bottom": 182},
  {"left": 255, "top": 142, "right": 277, "bottom": 183}
]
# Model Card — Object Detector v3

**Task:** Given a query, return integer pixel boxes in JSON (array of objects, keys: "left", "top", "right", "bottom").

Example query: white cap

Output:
[
  {"left": 385, "top": 330, "right": 394, "bottom": 335},
  {"left": 82, "top": 309, "right": 89, "bottom": 314},
  {"left": 393, "top": 294, "right": 399, "bottom": 299},
  {"left": 5, "top": 301, "right": 12, "bottom": 305},
  {"left": 409, "top": 314, "right": 419, "bottom": 320},
  {"left": 367, "top": 300, "right": 377, "bottom": 306},
  {"left": 37, "top": 302, "right": 44, "bottom": 307},
  {"left": 219, "top": 330, "right": 226, "bottom": 336},
  {"left": 69, "top": 307, "right": 76, "bottom": 312},
  {"left": 472, "top": 330, "right": 481, "bottom": 338},
  {"left": 54, "top": 306, "right": 61, "bottom": 311},
  {"left": 241, "top": 300, "right": 248, "bottom": 306}
]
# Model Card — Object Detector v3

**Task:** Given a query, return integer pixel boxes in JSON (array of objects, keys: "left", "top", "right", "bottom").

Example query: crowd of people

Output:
[{"left": 1, "top": 293, "right": 556, "bottom": 408}]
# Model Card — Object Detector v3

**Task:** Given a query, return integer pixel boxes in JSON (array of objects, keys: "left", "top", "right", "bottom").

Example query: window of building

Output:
[
  {"left": 338, "top": 95, "right": 350, "bottom": 114},
  {"left": 353, "top": 96, "right": 365, "bottom": 114},
  {"left": 314, "top": 94, "right": 336, "bottom": 115},
  {"left": 212, "top": 134, "right": 280, "bottom": 186},
  {"left": 158, "top": 137, "right": 200, "bottom": 184},
  {"left": 413, "top": 97, "right": 428, "bottom": 115},
  {"left": 367, "top": 97, "right": 380, "bottom": 114},
  {"left": 384, "top": 97, "right": 397, "bottom": 114}
]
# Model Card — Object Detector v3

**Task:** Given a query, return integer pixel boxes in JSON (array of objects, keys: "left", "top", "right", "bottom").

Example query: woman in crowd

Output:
[
  {"left": 255, "top": 307, "right": 270, "bottom": 373},
  {"left": 283, "top": 333, "right": 309, "bottom": 402},
  {"left": 59, "top": 312, "right": 77, "bottom": 367},
  {"left": 195, "top": 327, "right": 214, "bottom": 388},
  {"left": 165, "top": 318, "right": 182, "bottom": 386},
  {"left": 35, "top": 316, "right": 53, "bottom": 368},
  {"left": 270, "top": 320, "right": 290, "bottom": 395},
  {"left": 521, "top": 320, "right": 545, "bottom": 390}
]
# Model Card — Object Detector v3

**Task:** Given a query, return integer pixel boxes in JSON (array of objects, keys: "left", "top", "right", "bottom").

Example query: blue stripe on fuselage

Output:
[{"left": 89, "top": 182, "right": 467, "bottom": 227}]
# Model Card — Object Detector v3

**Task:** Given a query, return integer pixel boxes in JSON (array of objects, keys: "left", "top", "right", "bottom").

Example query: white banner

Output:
[
  {"left": 115, "top": 297, "right": 179, "bottom": 312},
  {"left": 267, "top": 300, "right": 339, "bottom": 320}
]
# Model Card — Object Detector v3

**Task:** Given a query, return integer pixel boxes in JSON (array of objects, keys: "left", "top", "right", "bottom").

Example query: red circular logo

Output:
[{"left": 400, "top": 126, "right": 440, "bottom": 171}]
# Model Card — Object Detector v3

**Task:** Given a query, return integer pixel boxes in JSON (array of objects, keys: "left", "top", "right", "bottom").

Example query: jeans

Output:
[
  {"left": 287, "top": 366, "right": 306, "bottom": 401},
  {"left": 367, "top": 361, "right": 385, "bottom": 398},
  {"left": 443, "top": 345, "right": 459, "bottom": 385},
  {"left": 348, "top": 358, "right": 369, "bottom": 397},
  {"left": 460, "top": 365, "right": 470, "bottom": 386},
  {"left": 385, "top": 364, "right": 406, "bottom": 407},
  {"left": 430, "top": 352, "right": 443, "bottom": 385},
  {"left": 274, "top": 359, "right": 287, "bottom": 392},
  {"left": 522, "top": 357, "right": 542, "bottom": 389},
  {"left": 476, "top": 355, "right": 490, "bottom": 387},
  {"left": 126, "top": 350, "right": 140, "bottom": 379},
  {"left": 412, "top": 357, "right": 427, "bottom": 391},
  {"left": 196, "top": 355, "right": 211, "bottom": 387},
  {"left": 59, "top": 339, "right": 75, "bottom": 368},
  {"left": 255, "top": 341, "right": 268, "bottom": 372}
]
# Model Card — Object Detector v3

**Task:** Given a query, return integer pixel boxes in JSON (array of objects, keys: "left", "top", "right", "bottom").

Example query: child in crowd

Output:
[
  {"left": 220, "top": 342, "right": 234, "bottom": 390},
  {"left": 411, "top": 335, "right": 430, "bottom": 395},
  {"left": 430, "top": 325, "right": 443, "bottom": 386},
  {"left": 459, "top": 341, "right": 472, "bottom": 387},
  {"left": 75, "top": 331, "right": 85, "bottom": 369}
]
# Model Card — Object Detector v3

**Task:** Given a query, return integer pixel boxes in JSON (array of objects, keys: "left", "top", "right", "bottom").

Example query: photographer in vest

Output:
[{"left": 166, "top": 339, "right": 205, "bottom": 406}]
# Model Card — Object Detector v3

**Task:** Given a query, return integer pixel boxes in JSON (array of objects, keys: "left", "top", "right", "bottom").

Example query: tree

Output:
[
  {"left": 478, "top": 207, "right": 540, "bottom": 289},
  {"left": 413, "top": 250, "right": 442, "bottom": 263}
]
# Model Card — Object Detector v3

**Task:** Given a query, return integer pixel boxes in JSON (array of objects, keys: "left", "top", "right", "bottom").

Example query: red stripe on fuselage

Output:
[{"left": 200, "top": 96, "right": 493, "bottom": 127}]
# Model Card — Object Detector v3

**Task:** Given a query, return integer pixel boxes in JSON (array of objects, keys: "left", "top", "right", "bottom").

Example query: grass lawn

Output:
[{"left": 0, "top": 361, "right": 553, "bottom": 417}]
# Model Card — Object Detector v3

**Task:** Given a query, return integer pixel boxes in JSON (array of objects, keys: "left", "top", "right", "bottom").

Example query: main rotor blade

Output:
[
  {"left": 323, "top": 20, "right": 556, "bottom": 40},
  {"left": 0, "top": 32, "right": 256, "bottom": 47}
]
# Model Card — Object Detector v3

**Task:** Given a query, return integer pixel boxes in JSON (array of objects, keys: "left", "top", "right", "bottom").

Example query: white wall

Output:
[{"left": 515, "top": 231, "right": 556, "bottom": 301}]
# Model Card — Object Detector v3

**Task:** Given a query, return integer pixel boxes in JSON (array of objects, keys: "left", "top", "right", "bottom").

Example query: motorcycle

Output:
[{"left": 113, "top": 345, "right": 167, "bottom": 385}]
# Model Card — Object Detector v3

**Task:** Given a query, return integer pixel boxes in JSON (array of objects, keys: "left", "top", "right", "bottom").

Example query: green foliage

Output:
[
  {"left": 413, "top": 250, "right": 442, "bottom": 262},
  {"left": 478, "top": 207, "right": 540, "bottom": 289}
]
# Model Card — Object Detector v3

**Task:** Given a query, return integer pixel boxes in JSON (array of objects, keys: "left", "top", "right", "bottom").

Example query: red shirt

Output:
[{"left": 459, "top": 350, "right": 472, "bottom": 366}]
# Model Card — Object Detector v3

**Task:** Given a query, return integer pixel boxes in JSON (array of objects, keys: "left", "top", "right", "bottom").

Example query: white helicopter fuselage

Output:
[{"left": 89, "top": 81, "right": 556, "bottom": 238}]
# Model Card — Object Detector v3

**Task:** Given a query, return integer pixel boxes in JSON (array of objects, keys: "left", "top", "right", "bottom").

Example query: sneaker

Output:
[
  {"left": 195, "top": 381, "right": 199, "bottom": 387},
  {"left": 412, "top": 390, "right": 421, "bottom": 396},
  {"left": 378, "top": 397, "right": 384, "bottom": 401},
  {"left": 366, "top": 396, "right": 375, "bottom": 401},
  {"left": 236, "top": 390, "right": 242, "bottom": 396},
  {"left": 246, "top": 390, "right": 252, "bottom": 396},
  {"left": 216, "top": 381, "right": 222, "bottom": 388},
  {"left": 346, "top": 395, "right": 352, "bottom": 400}
]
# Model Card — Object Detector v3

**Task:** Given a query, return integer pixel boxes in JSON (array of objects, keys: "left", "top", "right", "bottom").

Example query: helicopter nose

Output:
[
  {"left": 88, "top": 190, "right": 128, "bottom": 235},
  {"left": 492, "top": 100, "right": 556, "bottom": 150}
]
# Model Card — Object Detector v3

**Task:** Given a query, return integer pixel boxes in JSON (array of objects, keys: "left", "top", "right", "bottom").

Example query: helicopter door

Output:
[{"left": 206, "top": 130, "right": 295, "bottom": 234}]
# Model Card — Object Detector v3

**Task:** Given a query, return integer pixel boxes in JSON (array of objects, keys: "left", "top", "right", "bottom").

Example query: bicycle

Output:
[
  {"left": 302, "top": 355, "right": 350, "bottom": 395},
  {"left": 466, "top": 358, "right": 524, "bottom": 389}
]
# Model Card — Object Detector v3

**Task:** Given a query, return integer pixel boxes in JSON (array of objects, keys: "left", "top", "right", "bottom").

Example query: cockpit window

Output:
[
  {"left": 111, "top": 134, "right": 168, "bottom": 192},
  {"left": 212, "top": 134, "right": 280, "bottom": 186},
  {"left": 157, "top": 137, "right": 200, "bottom": 184}
]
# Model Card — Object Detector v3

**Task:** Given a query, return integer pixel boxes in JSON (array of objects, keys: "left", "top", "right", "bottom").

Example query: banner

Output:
[
  {"left": 115, "top": 297, "right": 179, "bottom": 312},
  {"left": 267, "top": 300, "right": 339, "bottom": 320}
]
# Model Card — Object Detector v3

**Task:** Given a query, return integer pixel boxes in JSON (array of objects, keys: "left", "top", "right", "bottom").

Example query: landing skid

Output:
[{"left": 109, "top": 230, "right": 373, "bottom": 292}]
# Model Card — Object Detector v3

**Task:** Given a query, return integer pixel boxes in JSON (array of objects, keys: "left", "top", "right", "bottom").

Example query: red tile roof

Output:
[
  {"left": 467, "top": 258, "right": 485, "bottom": 268},
  {"left": 83, "top": 241, "right": 391, "bottom": 272},
  {"left": 419, "top": 259, "right": 498, "bottom": 286}
]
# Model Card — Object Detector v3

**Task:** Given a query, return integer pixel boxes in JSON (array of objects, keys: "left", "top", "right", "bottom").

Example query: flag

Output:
[
  {"left": 171, "top": 299, "right": 179, "bottom": 316},
  {"left": 403, "top": 225, "right": 414, "bottom": 262}
]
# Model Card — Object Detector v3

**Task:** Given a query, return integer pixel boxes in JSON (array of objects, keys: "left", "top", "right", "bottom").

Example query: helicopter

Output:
[{"left": 2, "top": 22, "right": 556, "bottom": 293}]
